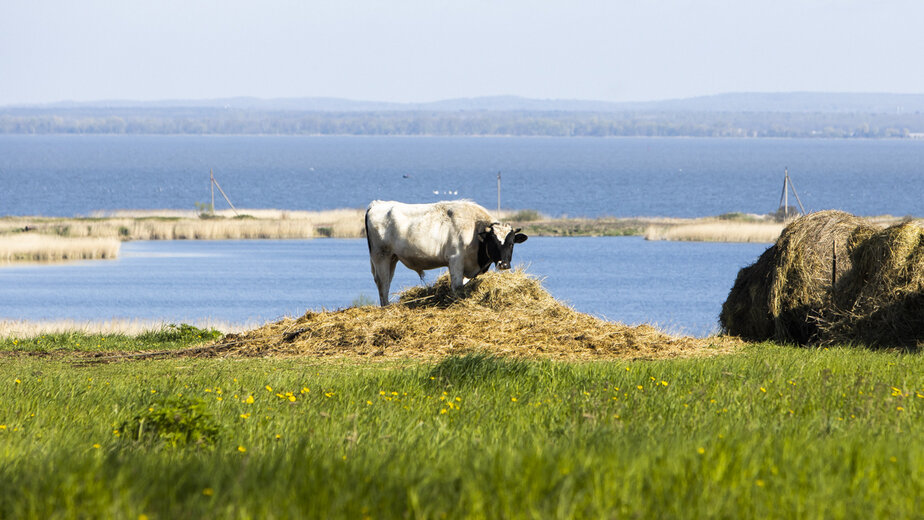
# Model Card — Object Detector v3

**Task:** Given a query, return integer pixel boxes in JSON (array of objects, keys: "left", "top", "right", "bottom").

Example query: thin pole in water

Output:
[
  {"left": 784, "top": 167, "right": 789, "bottom": 217},
  {"left": 210, "top": 168, "right": 215, "bottom": 213},
  {"left": 497, "top": 171, "right": 501, "bottom": 215}
]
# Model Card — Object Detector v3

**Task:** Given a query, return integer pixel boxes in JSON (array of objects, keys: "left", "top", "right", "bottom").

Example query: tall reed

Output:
[
  {"left": 645, "top": 221, "right": 785, "bottom": 243},
  {"left": 0, "top": 234, "right": 120, "bottom": 263}
]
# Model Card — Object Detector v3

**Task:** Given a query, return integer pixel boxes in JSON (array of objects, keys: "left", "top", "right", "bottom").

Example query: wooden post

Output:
[{"left": 497, "top": 171, "right": 501, "bottom": 214}]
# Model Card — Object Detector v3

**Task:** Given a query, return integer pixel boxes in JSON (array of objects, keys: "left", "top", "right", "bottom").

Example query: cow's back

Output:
[{"left": 366, "top": 200, "right": 494, "bottom": 267}]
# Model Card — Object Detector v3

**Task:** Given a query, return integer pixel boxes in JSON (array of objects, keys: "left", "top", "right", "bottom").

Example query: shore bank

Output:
[{"left": 0, "top": 209, "right": 911, "bottom": 264}]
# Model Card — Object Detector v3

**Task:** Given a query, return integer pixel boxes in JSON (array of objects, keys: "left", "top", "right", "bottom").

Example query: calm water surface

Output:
[
  {"left": 2, "top": 135, "right": 923, "bottom": 217},
  {"left": 0, "top": 237, "right": 767, "bottom": 336}
]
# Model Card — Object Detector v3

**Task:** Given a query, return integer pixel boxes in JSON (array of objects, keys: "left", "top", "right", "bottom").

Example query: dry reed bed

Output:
[
  {"left": 213, "top": 270, "right": 739, "bottom": 362},
  {"left": 0, "top": 319, "right": 252, "bottom": 338},
  {"left": 1, "top": 209, "right": 368, "bottom": 241},
  {"left": 645, "top": 220, "right": 785, "bottom": 243},
  {"left": 0, "top": 234, "right": 120, "bottom": 263}
]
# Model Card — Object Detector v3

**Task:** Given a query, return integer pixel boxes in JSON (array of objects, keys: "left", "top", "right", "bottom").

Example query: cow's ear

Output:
[
  {"left": 478, "top": 230, "right": 490, "bottom": 242},
  {"left": 514, "top": 233, "right": 528, "bottom": 244}
]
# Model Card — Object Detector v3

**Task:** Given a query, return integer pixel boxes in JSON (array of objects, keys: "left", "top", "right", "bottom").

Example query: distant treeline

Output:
[{"left": 2, "top": 109, "right": 923, "bottom": 138}]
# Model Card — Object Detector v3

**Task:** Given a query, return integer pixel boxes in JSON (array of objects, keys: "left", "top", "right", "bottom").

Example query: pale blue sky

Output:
[{"left": 2, "top": 0, "right": 923, "bottom": 105}]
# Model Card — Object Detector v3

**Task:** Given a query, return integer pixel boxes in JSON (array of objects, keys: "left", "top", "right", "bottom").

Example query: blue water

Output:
[
  {"left": 0, "top": 238, "right": 767, "bottom": 336},
  {"left": 2, "top": 135, "right": 923, "bottom": 218}
]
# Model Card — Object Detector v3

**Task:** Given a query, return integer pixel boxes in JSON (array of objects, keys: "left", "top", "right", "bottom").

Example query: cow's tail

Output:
[{"left": 364, "top": 204, "right": 373, "bottom": 254}]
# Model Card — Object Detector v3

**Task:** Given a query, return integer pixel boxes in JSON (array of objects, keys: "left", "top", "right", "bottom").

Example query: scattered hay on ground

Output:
[
  {"left": 720, "top": 210, "right": 924, "bottom": 348},
  {"left": 209, "top": 270, "right": 738, "bottom": 362}
]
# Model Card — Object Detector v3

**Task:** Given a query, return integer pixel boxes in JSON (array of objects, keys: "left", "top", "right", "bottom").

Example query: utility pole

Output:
[
  {"left": 210, "top": 169, "right": 216, "bottom": 213},
  {"left": 497, "top": 171, "right": 501, "bottom": 214},
  {"left": 783, "top": 167, "right": 789, "bottom": 217},
  {"left": 209, "top": 169, "right": 239, "bottom": 216},
  {"left": 777, "top": 167, "right": 807, "bottom": 220}
]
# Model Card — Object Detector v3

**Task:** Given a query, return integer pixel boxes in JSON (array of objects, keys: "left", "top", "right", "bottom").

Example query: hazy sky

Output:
[{"left": 2, "top": 0, "right": 924, "bottom": 105}]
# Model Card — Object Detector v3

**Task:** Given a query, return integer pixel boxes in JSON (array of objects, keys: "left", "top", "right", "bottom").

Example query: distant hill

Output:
[{"left": 9, "top": 92, "right": 924, "bottom": 114}]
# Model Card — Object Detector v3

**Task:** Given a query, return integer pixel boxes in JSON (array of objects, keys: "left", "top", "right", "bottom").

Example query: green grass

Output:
[
  {"left": 0, "top": 324, "right": 222, "bottom": 354},
  {"left": 1, "top": 337, "right": 922, "bottom": 519}
]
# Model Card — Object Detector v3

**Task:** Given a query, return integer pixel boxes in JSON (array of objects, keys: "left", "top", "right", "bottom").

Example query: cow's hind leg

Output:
[{"left": 370, "top": 253, "right": 398, "bottom": 306}]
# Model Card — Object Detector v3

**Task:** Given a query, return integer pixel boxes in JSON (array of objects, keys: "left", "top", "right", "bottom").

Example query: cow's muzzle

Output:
[{"left": 497, "top": 261, "right": 511, "bottom": 270}]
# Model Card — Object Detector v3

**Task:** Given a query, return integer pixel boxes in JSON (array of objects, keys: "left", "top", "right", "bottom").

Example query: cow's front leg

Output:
[{"left": 448, "top": 255, "right": 466, "bottom": 295}]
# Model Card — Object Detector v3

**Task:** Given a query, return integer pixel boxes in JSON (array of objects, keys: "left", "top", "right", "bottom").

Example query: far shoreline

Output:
[{"left": 0, "top": 209, "right": 913, "bottom": 264}]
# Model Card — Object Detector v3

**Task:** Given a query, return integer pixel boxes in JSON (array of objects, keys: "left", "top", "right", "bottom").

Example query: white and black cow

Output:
[{"left": 365, "top": 200, "right": 528, "bottom": 306}]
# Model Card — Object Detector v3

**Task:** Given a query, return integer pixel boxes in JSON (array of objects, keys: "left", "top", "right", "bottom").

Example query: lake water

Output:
[
  {"left": 2, "top": 135, "right": 918, "bottom": 335},
  {"left": 1, "top": 135, "right": 923, "bottom": 218},
  {"left": 0, "top": 237, "right": 767, "bottom": 337}
]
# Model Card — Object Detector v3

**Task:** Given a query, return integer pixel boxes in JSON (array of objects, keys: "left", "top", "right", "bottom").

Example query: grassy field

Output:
[{"left": 1, "top": 328, "right": 922, "bottom": 519}]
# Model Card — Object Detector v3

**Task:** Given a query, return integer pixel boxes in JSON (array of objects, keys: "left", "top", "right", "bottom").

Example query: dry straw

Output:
[
  {"left": 720, "top": 210, "right": 924, "bottom": 348},
  {"left": 216, "top": 269, "right": 738, "bottom": 362}
]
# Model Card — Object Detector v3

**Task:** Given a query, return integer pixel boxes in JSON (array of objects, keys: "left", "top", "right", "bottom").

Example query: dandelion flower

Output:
[{"left": 237, "top": 446, "right": 247, "bottom": 453}]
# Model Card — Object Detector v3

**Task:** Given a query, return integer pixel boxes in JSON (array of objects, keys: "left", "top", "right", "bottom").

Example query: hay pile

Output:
[
  {"left": 218, "top": 270, "right": 737, "bottom": 361},
  {"left": 720, "top": 210, "right": 924, "bottom": 347}
]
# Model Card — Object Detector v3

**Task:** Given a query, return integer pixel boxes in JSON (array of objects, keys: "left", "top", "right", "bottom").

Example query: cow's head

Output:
[{"left": 478, "top": 223, "right": 528, "bottom": 271}]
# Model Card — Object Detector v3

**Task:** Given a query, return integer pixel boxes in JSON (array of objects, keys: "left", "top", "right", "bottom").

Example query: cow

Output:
[{"left": 365, "top": 200, "right": 528, "bottom": 306}]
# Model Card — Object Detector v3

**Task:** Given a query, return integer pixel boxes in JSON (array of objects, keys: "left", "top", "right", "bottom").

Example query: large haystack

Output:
[
  {"left": 218, "top": 270, "right": 737, "bottom": 361},
  {"left": 820, "top": 221, "right": 924, "bottom": 347},
  {"left": 721, "top": 210, "right": 924, "bottom": 347}
]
